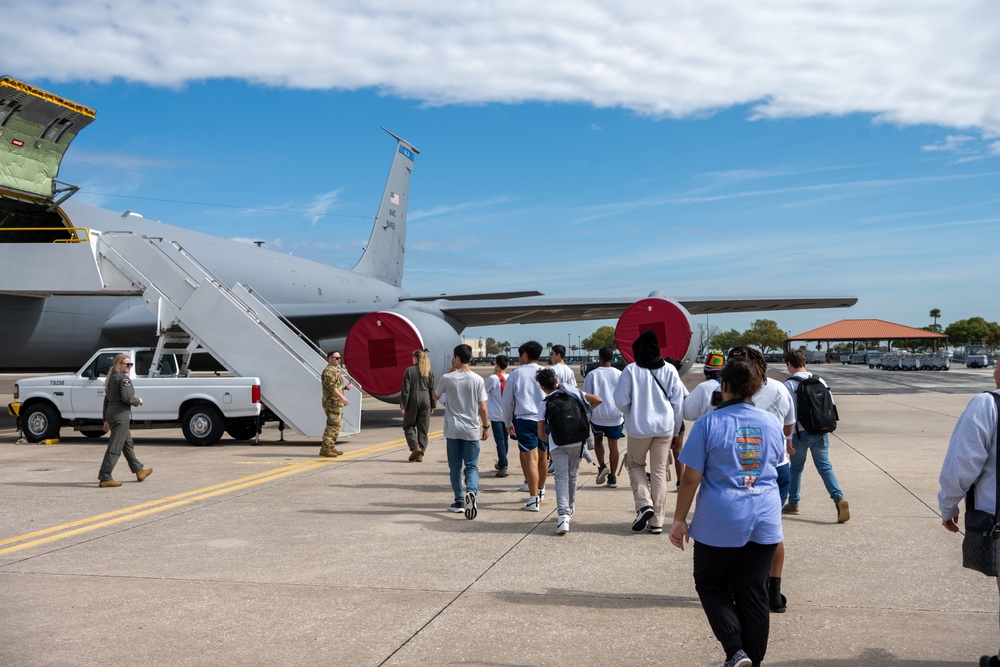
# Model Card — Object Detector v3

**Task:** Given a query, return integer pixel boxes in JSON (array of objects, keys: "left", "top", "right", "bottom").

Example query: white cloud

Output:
[
  {"left": 7, "top": 1, "right": 1000, "bottom": 135},
  {"left": 304, "top": 188, "right": 343, "bottom": 226}
]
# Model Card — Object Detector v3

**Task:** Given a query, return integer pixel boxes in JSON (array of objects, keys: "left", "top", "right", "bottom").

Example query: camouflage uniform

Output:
[
  {"left": 99, "top": 370, "right": 144, "bottom": 480},
  {"left": 320, "top": 364, "right": 345, "bottom": 456}
]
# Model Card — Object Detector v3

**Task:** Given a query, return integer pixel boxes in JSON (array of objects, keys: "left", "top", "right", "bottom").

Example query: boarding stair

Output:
[{"left": 97, "top": 231, "right": 359, "bottom": 437}]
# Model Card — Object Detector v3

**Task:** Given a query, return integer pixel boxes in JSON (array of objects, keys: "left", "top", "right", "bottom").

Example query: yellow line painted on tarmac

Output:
[{"left": 0, "top": 431, "right": 441, "bottom": 557}]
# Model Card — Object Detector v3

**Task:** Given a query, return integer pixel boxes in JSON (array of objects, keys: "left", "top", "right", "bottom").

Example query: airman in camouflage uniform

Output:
[{"left": 321, "top": 351, "right": 350, "bottom": 457}]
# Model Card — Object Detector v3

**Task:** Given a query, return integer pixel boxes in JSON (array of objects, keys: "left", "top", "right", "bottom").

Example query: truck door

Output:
[{"left": 70, "top": 352, "right": 118, "bottom": 418}]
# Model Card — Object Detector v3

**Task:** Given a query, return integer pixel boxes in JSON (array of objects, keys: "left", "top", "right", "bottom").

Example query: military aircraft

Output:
[{"left": 0, "top": 76, "right": 856, "bottom": 401}]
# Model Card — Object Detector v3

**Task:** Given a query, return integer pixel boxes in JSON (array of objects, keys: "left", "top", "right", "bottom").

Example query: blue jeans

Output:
[
  {"left": 788, "top": 432, "right": 843, "bottom": 506},
  {"left": 491, "top": 422, "right": 509, "bottom": 469},
  {"left": 446, "top": 438, "right": 480, "bottom": 502}
]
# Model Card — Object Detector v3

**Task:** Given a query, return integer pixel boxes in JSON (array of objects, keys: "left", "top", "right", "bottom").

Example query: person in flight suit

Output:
[
  {"left": 98, "top": 353, "right": 153, "bottom": 487},
  {"left": 320, "top": 351, "right": 350, "bottom": 457}
]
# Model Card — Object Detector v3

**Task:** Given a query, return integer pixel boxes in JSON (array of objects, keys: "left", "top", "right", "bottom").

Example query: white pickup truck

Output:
[{"left": 10, "top": 347, "right": 262, "bottom": 446}]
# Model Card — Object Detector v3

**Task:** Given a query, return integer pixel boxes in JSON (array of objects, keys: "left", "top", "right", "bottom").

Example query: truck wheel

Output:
[
  {"left": 182, "top": 404, "right": 224, "bottom": 446},
  {"left": 23, "top": 402, "right": 61, "bottom": 442},
  {"left": 226, "top": 419, "right": 258, "bottom": 441}
]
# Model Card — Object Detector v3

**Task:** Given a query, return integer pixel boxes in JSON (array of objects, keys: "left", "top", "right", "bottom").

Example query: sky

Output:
[{"left": 6, "top": 1, "right": 1000, "bottom": 351}]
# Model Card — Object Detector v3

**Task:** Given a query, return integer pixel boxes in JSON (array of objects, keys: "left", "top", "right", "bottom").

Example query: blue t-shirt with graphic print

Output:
[{"left": 679, "top": 401, "right": 784, "bottom": 548}]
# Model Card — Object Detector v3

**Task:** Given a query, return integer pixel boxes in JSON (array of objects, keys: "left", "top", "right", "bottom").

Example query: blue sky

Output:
[{"left": 8, "top": 1, "right": 1000, "bottom": 350}]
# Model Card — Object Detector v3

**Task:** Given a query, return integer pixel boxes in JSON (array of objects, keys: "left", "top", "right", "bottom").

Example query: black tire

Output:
[
  {"left": 81, "top": 430, "right": 105, "bottom": 439},
  {"left": 22, "top": 402, "right": 61, "bottom": 442},
  {"left": 226, "top": 419, "right": 258, "bottom": 441},
  {"left": 181, "top": 404, "right": 225, "bottom": 446}
]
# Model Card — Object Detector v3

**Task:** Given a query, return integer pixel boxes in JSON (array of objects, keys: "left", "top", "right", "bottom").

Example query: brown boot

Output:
[
  {"left": 329, "top": 447, "right": 344, "bottom": 457},
  {"left": 408, "top": 448, "right": 420, "bottom": 462},
  {"left": 319, "top": 448, "right": 336, "bottom": 458},
  {"left": 836, "top": 498, "right": 850, "bottom": 523},
  {"left": 136, "top": 467, "right": 153, "bottom": 482},
  {"left": 98, "top": 479, "right": 122, "bottom": 488},
  {"left": 414, "top": 450, "right": 424, "bottom": 462}
]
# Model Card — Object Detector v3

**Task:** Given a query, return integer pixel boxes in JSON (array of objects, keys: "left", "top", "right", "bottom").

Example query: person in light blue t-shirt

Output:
[{"left": 670, "top": 358, "right": 784, "bottom": 667}]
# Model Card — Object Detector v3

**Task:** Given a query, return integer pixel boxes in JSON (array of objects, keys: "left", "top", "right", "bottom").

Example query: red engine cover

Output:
[
  {"left": 344, "top": 311, "right": 424, "bottom": 398},
  {"left": 615, "top": 297, "right": 694, "bottom": 364}
]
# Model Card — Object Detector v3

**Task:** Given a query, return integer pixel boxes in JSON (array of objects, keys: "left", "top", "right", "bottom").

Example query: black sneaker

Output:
[
  {"left": 596, "top": 464, "right": 609, "bottom": 485},
  {"left": 448, "top": 501, "right": 464, "bottom": 513},
  {"left": 464, "top": 491, "right": 478, "bottom": 520},
  {"left": 632, "top": 506, "right": 654, "bottom": 532},
  {"left": 607, "top": 475, "right": 618, "bottom": 488}
]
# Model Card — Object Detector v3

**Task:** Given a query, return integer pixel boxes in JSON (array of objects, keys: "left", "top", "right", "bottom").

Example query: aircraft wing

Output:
[
  {"left": 430, "top": 295, "right": 858, "bottom": 328},
  {"left": 274, "top": 295, "right": 857, "bottom": 336}
]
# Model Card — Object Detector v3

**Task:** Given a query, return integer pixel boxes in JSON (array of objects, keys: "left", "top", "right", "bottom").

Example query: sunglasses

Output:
[
  {"left": 331, "top": 356, "right": 341, "bottom": 360},
  {"left": 122, "top": 362, "right": 133, "bottom": 368}
]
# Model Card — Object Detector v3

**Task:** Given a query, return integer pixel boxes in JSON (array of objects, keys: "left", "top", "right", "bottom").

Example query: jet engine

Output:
[
  {"left": 343, "top": 305, "right": 461, "bottom": 402},
  {"left": 614, "top": 293, "right": 699, "bottom": 376}
]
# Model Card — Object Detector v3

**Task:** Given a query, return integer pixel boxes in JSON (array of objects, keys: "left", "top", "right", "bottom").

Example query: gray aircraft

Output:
[{"left": 0, "top": 76, "right": 855, "bottom": 401}]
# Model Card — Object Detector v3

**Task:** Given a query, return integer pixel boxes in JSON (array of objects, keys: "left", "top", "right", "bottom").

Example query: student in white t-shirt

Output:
[
  {"left": 583, "top": 346, "right": 625, "bottom": 488},
  {"left": 483, "top": 355, "right": 510, "bottom": 477}
]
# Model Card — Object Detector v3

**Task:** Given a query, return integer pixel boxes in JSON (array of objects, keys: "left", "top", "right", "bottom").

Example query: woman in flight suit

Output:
[
  {"left": 401, "top": 349, "right": 436, "bottom": 462},
  {"left": 98, "top": 353, "right": 153, "bottom": 487}
]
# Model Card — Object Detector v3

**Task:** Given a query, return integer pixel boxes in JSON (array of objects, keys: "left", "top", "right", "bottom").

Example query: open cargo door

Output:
[{"left": 0, "top": 76, "right": 94, "bottom": 202}]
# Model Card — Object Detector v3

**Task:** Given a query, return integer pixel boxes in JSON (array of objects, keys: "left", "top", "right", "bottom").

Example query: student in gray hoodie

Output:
[{"left": 613, "top": 330, "right": 687, "bottom": 534}]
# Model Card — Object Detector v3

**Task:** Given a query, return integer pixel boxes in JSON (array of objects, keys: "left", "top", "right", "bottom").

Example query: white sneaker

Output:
[
  {"left": 518, "top": 481, "right": 529, "bottom": 492},
  {"left": 522, "top": 496, "right": 540, "bottom": 512},
  {"left": 556, "top": 516, "right": 570, "bottom": 535},
  {"left": 539, "top": 486, "right": 546, "bottom": 500}
]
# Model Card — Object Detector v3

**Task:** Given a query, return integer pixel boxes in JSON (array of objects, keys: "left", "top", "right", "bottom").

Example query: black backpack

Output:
[
  {"left": 544, "top": 391, "right": 591, "bottom": 446},
  {"left": 793, "top": 375, "right": 839, "bottom": 436}
]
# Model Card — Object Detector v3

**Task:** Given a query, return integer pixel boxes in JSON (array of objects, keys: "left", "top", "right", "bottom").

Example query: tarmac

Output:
[{"left": 1, "top": 363, "right": 997, "bottom": 666}]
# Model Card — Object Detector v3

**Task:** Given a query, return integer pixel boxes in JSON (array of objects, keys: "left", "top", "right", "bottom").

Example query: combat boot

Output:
[
  {"left": 98, "top": 479, "right": 122, "bottom": 488},
  {"left": 136, "top": 467, "right": 153, "bottom": 482},
  {"left": 319, "top": 448, "right": 336, "bottom": 458},
  {"left": 328, "top": 446, "right": 344, "bottom": 457}
]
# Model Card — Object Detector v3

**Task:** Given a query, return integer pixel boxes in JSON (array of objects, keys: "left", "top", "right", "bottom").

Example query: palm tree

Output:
[{"left": 930, "top": 308, "right": 941, "bottom": 327}]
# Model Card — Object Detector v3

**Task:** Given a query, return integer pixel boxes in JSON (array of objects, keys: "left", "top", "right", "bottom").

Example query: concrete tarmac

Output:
[{"left": 1, "top": 364, "right": 997, "bottom": 666}]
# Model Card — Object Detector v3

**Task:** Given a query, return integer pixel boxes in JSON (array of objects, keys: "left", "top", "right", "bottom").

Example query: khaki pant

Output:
[{"left": 626, "top": 435, "right": 672, "bottom": 528}]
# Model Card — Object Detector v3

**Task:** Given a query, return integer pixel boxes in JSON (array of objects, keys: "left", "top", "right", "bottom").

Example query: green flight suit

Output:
[{"left": 99, "top": 370, "right": 143, "bottom": 481}]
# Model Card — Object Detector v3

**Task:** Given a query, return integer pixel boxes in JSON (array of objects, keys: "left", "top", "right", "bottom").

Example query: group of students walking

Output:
[{"left": 407, "top": 334, "right": 848, "bottom": 667}]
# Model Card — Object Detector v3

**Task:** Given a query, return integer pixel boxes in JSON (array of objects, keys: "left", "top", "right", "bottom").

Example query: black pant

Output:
[{"left": 693, "top": 540, "right": 778, "bottom": 667}]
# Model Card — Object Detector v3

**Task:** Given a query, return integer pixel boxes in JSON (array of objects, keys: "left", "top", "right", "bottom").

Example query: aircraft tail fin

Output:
[{"left": 351, "top": 129, "right": 418, "bottom": 288}]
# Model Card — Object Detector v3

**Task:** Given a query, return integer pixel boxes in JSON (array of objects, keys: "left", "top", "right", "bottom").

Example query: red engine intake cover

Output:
[
  {"left": 344, "top": 311, "right": 425, "bottom": 398},
  {"left": 615, "top": 297, "right": 694, "bottom": 365}
]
